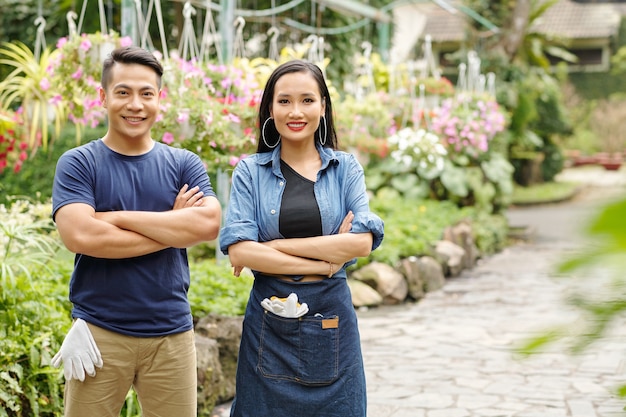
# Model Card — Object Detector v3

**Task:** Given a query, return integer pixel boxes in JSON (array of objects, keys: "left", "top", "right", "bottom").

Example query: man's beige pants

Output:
[{"left": 63, "top": 323, "right": 197, "bottom": 417}]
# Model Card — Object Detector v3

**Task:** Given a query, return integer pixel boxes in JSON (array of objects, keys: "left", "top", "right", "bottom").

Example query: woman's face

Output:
[{"left": 270, "top": 71, "right": 325, "bottom": 145}]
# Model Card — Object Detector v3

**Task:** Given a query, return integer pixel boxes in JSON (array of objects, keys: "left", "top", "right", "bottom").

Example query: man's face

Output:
[{"left": 99, "top": 62, "right": 161, "bottom": 142}]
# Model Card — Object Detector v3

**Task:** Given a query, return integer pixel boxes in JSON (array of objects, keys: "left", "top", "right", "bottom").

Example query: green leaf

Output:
[
  {"left": 390, "top": 173, "right": 419, "bottom": 193},
  {"left": 440, "top": 163, "right": 469, "bottom": 197},
  {"left": 588, "top": 199, "right": 626, "bottom": 245}
]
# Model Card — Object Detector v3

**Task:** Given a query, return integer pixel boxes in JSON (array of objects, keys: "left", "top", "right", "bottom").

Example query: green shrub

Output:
[
  {"left": 0, "top": 199, "right": 71, "bottom": 417},
  {"left": 361, "top": 195, "right": 509, "bottom": 267},
  {"left": 189, "top": 260, "right": 253, "bottom": 318}
]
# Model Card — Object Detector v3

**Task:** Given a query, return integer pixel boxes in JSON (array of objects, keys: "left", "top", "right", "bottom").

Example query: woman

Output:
[{"left": 219, "top": 59, "right": 384, "bottom": 417}]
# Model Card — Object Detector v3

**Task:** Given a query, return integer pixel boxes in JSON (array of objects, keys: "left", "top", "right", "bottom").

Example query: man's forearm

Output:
[
  {"left": 65, "top": 222, "right": 168, "bottom": 258},
  {"left": 96, "top": 199, "right": 221, "bottom": 248}
]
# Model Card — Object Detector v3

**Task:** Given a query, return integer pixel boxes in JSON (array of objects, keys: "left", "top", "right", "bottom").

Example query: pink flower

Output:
[
  {"left": 57, "top": 37, "right": 68, "bottom": 48},
  {"left": 49, "top": 95, "right": 63, "bottom": 106},
  {"left": 39, "top": 78, "right": 50, "bottom": 91},
  {"left": 79, "top": 37, "right": 92, "bottom": 51},
  {"left": 120, "top": 37, "right": 133, "bottom": 47},
  {"left": 162, "top": 132, "right": 175, "bottom": 144},
  {"left": 176, "top": 112, "right": 189, "bottom": 123},
  {"left": 72, "top": 68, "right": 83, "bottom": 79},
  {"left": 229, "top": 155, "right": 240, "bottom": 166},
  {"left": 226, "top": 113, "right": 240, "bottom": 123}
]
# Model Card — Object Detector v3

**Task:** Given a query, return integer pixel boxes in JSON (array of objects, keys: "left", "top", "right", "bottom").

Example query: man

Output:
[{"left": 51, "top": 46, "right": 221, "bottom": 417}]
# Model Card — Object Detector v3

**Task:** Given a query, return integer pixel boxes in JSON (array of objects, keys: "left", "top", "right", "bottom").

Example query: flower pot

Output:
[
  {"left": 595, "top": 152, "right": 623, "bottom": 171},
  {"left": 602, "top": 162, "right": 622, "bottom": 171},
  {"left": 89, "top": 41, "right": 116, "bottom": 64}
]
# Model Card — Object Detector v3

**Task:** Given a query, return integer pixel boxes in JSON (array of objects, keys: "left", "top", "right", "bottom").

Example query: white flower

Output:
[{"left": 387, "top": 128, "right": 447, "bottom": 180}]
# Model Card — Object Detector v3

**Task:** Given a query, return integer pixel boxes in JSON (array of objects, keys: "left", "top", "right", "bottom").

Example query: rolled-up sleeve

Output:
[
  {"left": 343, "top": 154, "right": 384, "bottom": 251},
  {"left": 352, "top": 211, "right": 384, "bottom": 251},
  {"left": 219, "top": 161, "right": 258, "bottom": 254}
]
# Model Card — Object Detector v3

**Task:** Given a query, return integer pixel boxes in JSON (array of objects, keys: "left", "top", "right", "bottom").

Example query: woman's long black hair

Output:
[{"left": 256, "top": 60, "right": 338, "bottom": 153}]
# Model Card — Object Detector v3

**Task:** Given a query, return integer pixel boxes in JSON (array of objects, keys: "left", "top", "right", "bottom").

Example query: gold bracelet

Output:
[{"left": 328, "top": 262, "right": 334, "bottom": 277}]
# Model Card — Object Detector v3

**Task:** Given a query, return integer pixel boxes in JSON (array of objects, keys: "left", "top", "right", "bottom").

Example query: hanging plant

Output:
[
  {"left": 151, "top": 55, "right": 262, "bottom": 173},
  {"left": 0, "top": 41, "right": 67, "bottom": 151},
  {"left": 48, "top": 31, "right": 133, "bottom": 144}
]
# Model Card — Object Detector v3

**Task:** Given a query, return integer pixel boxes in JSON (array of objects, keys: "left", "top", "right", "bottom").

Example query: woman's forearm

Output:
[
  {"left": 263, "top": 232, "right": 373, "bottom": 265},
  {"left": 228, "top": 241, "right": 333, "bottom": 276}
]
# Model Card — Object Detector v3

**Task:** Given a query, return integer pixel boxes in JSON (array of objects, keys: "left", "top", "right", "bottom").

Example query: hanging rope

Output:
[
  {"left": 66, "top": 11, "right": 78, "bottom": 40},
  {"left": 179, "top": 2, "right": 200, "bottom": 61},
  {"left": 154, "top": 0, "right": 169, "bottom": 60},
  {"left": 76, "top": 0, "right": 87, "bottom": 34},
  {"left": 98, "top": 0, "right": 108, "bottom": 34},
  {"left": 267, "top": 26, "right": 279, "bottom": 62},
  {"left": 135, "top": 0, "right": 155, "bottom": 50},
  {"left": 199, "top": 0, "right": 223, "bottom": 64},
  {"left": 33, "top": 16, "right": 46, "bottom": 61},
  {"left": 423, "top": 35, "right": 440, "bottom": 79},
  {"left": 305, "top": 34, "right": 318, "bottom": 63},
  {"left": 76, "top": 0, "right": 107, "bottom": 35},
  {"left": 232, "top": 16, "right": 246, "bottom": 60}
]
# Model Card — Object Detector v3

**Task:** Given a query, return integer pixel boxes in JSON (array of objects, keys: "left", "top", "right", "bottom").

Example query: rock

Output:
[
  {"left": 418, "top": 256, "right": 445, "bottom": 292},
  {"left": 434, "top": 240, "right": 466, "bottom": 277},
  {"left": 196, "top": 335, "right": 223, "bottom": 415},
  {"left": 194, "top": 315, "right": 243, "bottom": 412},
  {"left": 397, "top": 256, "right": 425, "bottom": 300},
  {"left": 348, "top": 278, "right": 383, "bottom": 307},
  {"left": 351, "top": 262, "right": 408, "bottom": 305},
  {"left": 443, "top": 220, "right": 479, "bottom": 269}
]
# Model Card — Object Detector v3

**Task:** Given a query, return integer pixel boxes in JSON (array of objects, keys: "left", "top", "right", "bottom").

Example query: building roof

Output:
[
  {"left": 398, "top": 0, "right": 622, "bottom": 43},
  {"left": 531, "top": 0, "right": 621, "bottom": 39}
]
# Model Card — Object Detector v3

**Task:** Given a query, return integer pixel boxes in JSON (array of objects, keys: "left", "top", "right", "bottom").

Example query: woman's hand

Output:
[{"left": 338, "top": 211, "right": 354, "bottom": 234}]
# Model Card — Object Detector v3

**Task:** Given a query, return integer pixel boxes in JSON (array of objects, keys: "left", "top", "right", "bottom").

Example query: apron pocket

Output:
[{"left": 258, "top": 311, "right": 339, "bottom": 386}]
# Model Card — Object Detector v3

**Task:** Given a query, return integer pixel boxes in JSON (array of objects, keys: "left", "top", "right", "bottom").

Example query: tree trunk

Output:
[{"left": 499, "top": 0, "right": 531, "bottom": 60}]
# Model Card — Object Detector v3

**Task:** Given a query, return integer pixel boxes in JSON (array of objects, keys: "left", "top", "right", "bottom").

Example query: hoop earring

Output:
[
  {"left": 318, "top": 116, "right": 327, "bottom": 146},
  {"left": 262, "top": 117, "right": 280, "bottom": 149}
]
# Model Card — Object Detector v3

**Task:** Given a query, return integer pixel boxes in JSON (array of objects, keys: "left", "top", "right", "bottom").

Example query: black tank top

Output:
[{"left": 279, "top": 161, "right": 323, "bottom": 238}]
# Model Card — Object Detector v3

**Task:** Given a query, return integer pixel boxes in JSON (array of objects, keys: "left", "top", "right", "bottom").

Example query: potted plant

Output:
[
  {"left": 430, "top": 92, "right": 508, "bottom": 165},
  {"left": 151, "top": 55, "right": 262, "bottom": 173},
  {"left": 48, "top": 31, "right": 133, "bottom": 144}
]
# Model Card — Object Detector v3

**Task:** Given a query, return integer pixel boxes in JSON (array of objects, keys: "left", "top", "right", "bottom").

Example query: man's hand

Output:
[{"left": 173, "top": 184, "right": 204, "bottom": 210}]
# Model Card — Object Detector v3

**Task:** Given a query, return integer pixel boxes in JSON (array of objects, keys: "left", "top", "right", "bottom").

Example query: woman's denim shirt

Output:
[{"left": 219, "top": 143, "right": 384, "bottom": 276}]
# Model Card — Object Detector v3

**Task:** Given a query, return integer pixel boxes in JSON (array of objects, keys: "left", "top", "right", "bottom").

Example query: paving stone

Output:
[{"left": 567, "top": 399, "right": 597, "bottom": 417}]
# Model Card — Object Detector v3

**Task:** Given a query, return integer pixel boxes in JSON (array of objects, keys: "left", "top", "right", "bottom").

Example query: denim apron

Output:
[{"left": 230, "top": 274, "right": 366, "bottom": 417}]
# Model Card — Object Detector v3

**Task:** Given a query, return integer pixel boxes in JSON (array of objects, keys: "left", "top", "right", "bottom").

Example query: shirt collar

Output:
[{"left": 255, "top": 143, "right": 340, "bottom": 174}]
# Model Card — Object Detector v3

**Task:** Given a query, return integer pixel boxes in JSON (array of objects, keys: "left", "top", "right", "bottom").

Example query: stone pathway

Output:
[
  {"left": 360, "top": 246, "right": 626, "bottom": 417},
  {"left": 360, "top": 174, "right": 626, "bottom": 417}
]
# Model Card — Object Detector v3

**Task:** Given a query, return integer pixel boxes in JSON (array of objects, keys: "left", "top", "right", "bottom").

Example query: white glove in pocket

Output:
[
  {"left": 51, "top": 318, "right": 103, "bottom": 381},
  {"left": 261, "top": 293, "right": 309, "bottom": 318}
]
